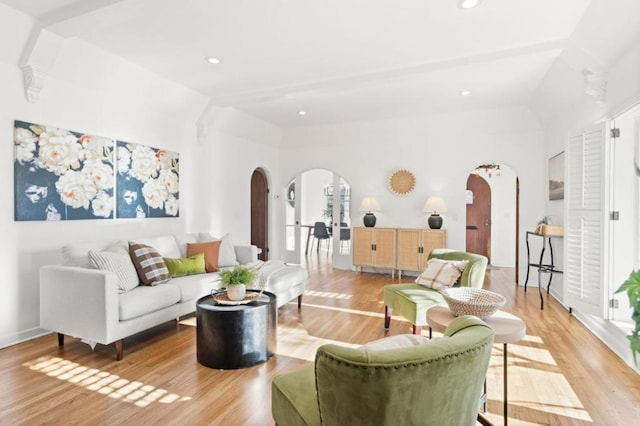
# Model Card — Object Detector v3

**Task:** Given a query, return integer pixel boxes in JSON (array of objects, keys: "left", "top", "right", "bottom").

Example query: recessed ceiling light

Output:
[
  {"left": 205, "top": 56, "right": 222, "bottom": 65},
  {"left": 458, "top": 0, "right": 482, "bottom": 9},
  {"left": 298, "top": 110, "right": 307, "bottom": 116},
  {"left": 459, "top": 90, "right": 472, "bottom": 96}
]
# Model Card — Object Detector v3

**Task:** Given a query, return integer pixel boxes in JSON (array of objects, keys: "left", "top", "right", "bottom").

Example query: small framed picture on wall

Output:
[{"left": 548, "top": 151, "right": 565, "bottom": 200}]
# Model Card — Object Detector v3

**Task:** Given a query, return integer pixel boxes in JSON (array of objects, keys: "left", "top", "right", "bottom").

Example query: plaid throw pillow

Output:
[{"left": 129, "top": 242, "right": 171, "bottom": 286}]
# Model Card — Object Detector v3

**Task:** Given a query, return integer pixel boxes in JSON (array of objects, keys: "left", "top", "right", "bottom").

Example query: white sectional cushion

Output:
[
  {"left": 170, "top": 273, "right": 223, "bottom": 302},
  {"left": 174, "top": 233, "right": 199, "bottom": 258},
  {"left": 88, "top": 250, "right": 139, "bottom": 293},
  {"left": 118, "top": 284, "right": 181, "bottom": 321},
  {"left": 62, "top": 240, "right": 128, "bottom": 268},
  {"left": 136, "top": 236, "right": 181, "bottom": 258}
]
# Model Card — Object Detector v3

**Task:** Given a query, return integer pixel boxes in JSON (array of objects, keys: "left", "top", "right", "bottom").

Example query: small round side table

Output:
[{"left": 427, "top": 306, "right": 526, "bottom": 426}]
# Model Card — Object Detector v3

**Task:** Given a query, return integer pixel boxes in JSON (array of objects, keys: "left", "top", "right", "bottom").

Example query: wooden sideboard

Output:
[
  {"left": 353, "top": 227, "right": 397, "bottom": 277},
  {"left": 397, "top": 228, "right": 447, "bottom": 278},
  {"left": 353, "top": 227, "right": 446, "bottom": 277}
]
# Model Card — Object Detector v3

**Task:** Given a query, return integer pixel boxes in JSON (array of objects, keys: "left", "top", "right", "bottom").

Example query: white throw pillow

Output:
[
  {"left": 198, "top": 232, "right": 237, "bottom": 267},
  {"left": 360, "top": 334, "right": 435, "bottom": 351},
  {"left": 217, "top": 233, "right": 238, "bottom": 267},
  {"left": 88, "top": 250, "right": 140, "bottom": 293},
  {"left": 415, "top": 258, "right": 468, "bottom": 290}
]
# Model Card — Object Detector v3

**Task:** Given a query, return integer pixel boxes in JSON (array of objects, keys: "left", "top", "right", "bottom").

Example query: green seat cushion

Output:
[
  {"left": 272, "top": 365, "right": 320, "bottom": 426},
  {"left": 383, "top": 284, "right": 446, "bottom": 326}
]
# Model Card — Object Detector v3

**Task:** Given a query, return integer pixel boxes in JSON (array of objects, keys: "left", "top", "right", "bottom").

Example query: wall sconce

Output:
[
  {"left": 423, "top": 196, "right": 447, "bottom": 229},
  {"left": 359, "top": 197, "right": 381, "bottom": 227},
  {"left": 475, "top": 163, "right": 501, "bottom": 178}
]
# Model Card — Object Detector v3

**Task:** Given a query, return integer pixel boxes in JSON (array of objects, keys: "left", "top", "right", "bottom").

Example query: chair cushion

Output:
[
  {"left": 118, "top": 283, "right": 181, "bottom": 321},
  {"left": 360, "top": 334, "right": 432, "bottom": 351},
  {"left": 272, "top": 365, "right": 320, "bottom": 426},
  {"left": 383, "top": 284, "right": 446, "bottom": 326}
]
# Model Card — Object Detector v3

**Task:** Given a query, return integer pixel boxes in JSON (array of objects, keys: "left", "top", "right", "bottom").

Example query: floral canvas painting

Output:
[
  {"left": 116, "top": 141, "right": 179, "bottom": 218},
  {"left": 14, "top": 120, "right": 115, "bottom": 221}
]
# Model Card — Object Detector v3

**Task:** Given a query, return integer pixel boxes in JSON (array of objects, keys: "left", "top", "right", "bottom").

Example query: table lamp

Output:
[
  {"left": 423, "top": 196, "right": 447, "bottom": 229},
  {"left": 359, "top": 197, "right": 380, "bottom": 227}
]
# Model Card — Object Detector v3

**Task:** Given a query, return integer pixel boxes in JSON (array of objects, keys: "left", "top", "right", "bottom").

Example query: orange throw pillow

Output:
[{"left": 186, "top": 241, "right": 221, "bottom": 272}]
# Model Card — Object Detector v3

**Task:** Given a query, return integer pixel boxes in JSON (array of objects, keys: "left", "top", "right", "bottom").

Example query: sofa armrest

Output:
[
  {"left": 235, "top": 245, "right": 258, "bottom": 265},
  {"left": 40, "top": 265, "right": 120, "bottom": 345}
]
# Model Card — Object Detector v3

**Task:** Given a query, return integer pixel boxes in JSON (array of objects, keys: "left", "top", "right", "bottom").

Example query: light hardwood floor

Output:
[{"left": 1, "top": 256, "right": 639, "bottom": 425}]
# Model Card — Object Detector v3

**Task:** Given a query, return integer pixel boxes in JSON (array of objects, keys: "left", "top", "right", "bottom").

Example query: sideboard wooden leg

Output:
[
  {"left": 115, "top": 339, "right": 123, "bottom": 361},
  {"left": 57, "top": 333, "right": 64, "bottom": 347}
]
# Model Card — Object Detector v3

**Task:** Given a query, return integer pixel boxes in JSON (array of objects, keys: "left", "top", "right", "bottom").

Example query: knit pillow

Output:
[
  {"left": 128, "top": 242, "right": 171, "bottom": 285},
  {"left": 415, "top": 259, "right": 468, "bottom": 290},
  {"left": 88, "top": 250, "right": 140, "bottom": 293}
]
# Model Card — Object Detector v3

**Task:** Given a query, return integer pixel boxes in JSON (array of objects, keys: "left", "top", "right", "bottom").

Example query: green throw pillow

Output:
[{"left": 163, "top": 253, "right": 206, "bottom": 277}]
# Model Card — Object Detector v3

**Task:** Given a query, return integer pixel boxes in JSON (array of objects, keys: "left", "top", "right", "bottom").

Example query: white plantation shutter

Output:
[{"left": 565, "top": 123, "right": 608, "bottom": 317}]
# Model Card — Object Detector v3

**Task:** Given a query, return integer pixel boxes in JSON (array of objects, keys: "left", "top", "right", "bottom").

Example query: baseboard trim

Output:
[{"left": 0, "top": 327, "right": 51, "bottom": 350}]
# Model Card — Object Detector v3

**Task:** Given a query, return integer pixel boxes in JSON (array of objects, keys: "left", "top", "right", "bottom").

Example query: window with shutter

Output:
[{"left": 565, "top": 123, "right": 608, "bottom": 317}]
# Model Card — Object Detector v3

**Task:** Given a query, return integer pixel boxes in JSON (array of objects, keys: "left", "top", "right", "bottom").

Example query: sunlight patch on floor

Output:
[
  {"left": 276, "top": 322, "right": 358, "bottom": 362},
  {"left": 304, "top": 290, "right": 352, "bottom": 299},
  {"left": 483, "top": 336, "right": 593, "bottom": 424},
  {"left": 23, "top": 357, "right": 191, "bottom": 407}
]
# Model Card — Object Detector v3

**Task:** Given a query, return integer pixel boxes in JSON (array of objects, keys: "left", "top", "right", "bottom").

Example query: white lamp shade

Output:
[
  {"left": 359, "top": 197, "right": 381, "bottom": 213},
  {"left": 423, "top": 196, "right": 447, "bottom": 214}
]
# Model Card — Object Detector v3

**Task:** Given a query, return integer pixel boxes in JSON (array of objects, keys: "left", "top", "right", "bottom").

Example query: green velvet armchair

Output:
[
  {"left": 272, "top": 316, "right": 495, "bottom": 426},
  {"left": 384, "top": 249, "right": 489, "bottom": 334}
]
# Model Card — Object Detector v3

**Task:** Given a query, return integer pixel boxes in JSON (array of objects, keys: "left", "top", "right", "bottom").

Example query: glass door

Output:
[
  {"left": 330, "top": 175, "right": 352, "bottom": 269},
  {"left": 284, "top": 175, "right": 302, "bottom": 264},
  {"left": 609, "top": 111, "right": 640, "bottom": 326}
]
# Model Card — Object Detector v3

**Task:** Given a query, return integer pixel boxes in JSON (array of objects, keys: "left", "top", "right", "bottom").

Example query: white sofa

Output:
[{"left": 40, "top": 232, "right": 307, "bottom": 360}]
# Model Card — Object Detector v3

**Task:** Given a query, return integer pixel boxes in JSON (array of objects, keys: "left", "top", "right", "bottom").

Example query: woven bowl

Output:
[{"left": 441, "top": 287, "right": 506, "bottom": 319}]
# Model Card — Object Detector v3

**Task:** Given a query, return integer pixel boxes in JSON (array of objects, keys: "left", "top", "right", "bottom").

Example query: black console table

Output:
[{"left": 524, "top": 231, "right": 563, "bottom": 310}]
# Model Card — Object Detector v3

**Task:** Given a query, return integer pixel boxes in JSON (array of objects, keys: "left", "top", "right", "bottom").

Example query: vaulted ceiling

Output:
[{"left": 3, "top": 0, "right": 639, "bottom": 127}]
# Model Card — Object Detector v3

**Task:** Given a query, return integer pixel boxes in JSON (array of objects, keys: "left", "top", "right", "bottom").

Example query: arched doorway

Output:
[
  {"left": 466, "top": 174, "right": 492, "bottom": 261},
  {"left": 251, "top": 168, "right": 269, "bottom": 261},
  {"left": 466, "top": 163, "right": 519, "bottom": 275},
  {"left": 284, "top": 169, "right": 352, "bottom": 269}
]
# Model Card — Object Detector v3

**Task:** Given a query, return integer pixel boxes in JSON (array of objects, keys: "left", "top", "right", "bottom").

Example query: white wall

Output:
[
  {"left": 0, "top": 5, "right": 208, "bottom": 347},
  {"left": 531, "top": 24, "right": 640, "bottom": 373},
  {"left": 486, "top": 166, "right": 517, "bottom": 267},
  {"left": 190, "top": 107, "right": 282, "bottom": 256},
  {"left": 279, "top": 106, "right": 546, "bottom": 280},
  {"left": 301, "top": 169, "right": 333, "bottom": 226}
]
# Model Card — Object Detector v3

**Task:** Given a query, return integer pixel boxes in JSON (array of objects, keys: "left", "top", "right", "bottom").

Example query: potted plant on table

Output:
[
  {"left": 615, "top": 270, "right": 640, "bottom": 364},
  {"left": 220, "top": 265, "right": 256, "bottom": 301}
]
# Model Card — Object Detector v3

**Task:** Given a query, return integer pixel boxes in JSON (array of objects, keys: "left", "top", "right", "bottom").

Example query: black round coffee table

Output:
[{"left": 196, "top": 290, "right": 277, "bottom": 369}]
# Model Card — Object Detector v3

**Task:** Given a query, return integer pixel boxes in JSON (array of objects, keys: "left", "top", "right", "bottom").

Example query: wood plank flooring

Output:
[{"left": 1, "top": 256, "right": 639, "bottom": 425}]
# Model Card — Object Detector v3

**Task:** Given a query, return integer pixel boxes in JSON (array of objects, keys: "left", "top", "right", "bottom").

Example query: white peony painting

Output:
[
  {"left": 116, "top": 141, "right": 179, "bottom": 218},
  {"left": 14, "top": 120, "right": 115, "bottom": 221}
]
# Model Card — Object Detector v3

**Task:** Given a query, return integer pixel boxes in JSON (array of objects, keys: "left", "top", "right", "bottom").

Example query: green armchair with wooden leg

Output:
[
  {"left": 383, "top": 249, "right": 489, "bottom": 334},
  {"left": 272, "top": 316, "right": 495, "bottom": 426}
]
